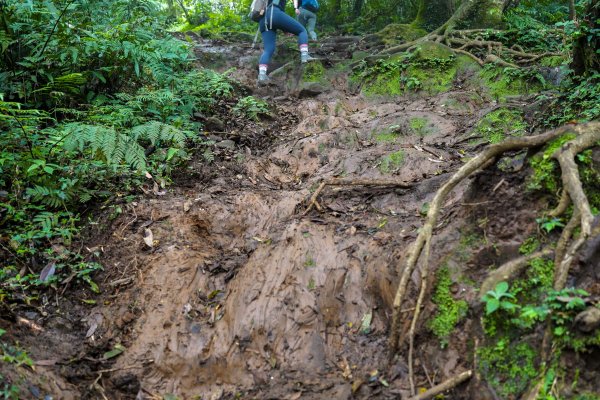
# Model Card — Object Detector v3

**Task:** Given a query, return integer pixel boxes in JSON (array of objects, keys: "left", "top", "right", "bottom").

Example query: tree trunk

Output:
[
  {"left": 176, "top": 0, "right": 192, "bottom": 24},
  {"left": 571, "top": 0, "right": 599, "bottom": 76},
  {"left": 441, "top": 0, "right": 504, "bottom": 33},
  {"left": 409, "top": 0, "right": 505, "bottom": 32},
  {"left": 329, "top": 0, "right": 342, "bottom": 26},
  {"left": 353, "top": 0, "right": 364, "bottom": 18}
]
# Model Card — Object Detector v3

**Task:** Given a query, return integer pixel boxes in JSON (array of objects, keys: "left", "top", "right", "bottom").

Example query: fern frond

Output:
[{"left": 130, "top": 121, "right": 187, "bottom": 147}]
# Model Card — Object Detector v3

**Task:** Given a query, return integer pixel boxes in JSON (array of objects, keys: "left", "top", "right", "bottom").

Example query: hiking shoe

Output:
[
  {"left": 257, "top": 72, "right": 270, "bottom": 85},
  {"left": 300, "top": 52, "right": 316, "bottom": 63}
]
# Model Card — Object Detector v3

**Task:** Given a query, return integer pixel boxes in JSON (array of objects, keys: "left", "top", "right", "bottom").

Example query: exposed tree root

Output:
[
  {"left": 479, "top": 248, "right": 554, "bottom": 295},
  {"left": 303, "top": 177, "right": 413, "bottom": 215},
  {"left": 388, "top": 121, "right": 600, "bottom": 393},
  {"left": 368, "top": 18, "right": 563, "bottom": 72},
  {"left": 548, "top": 189, "right": 570, "bottom": 217},
  {"left": 407, "top": 370, "right": 473, "bottom": 400}
]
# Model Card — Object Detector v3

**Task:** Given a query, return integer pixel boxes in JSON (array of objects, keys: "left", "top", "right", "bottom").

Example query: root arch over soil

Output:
[{"left": 387, "top": 121, "right": 600, "bottom": 396}]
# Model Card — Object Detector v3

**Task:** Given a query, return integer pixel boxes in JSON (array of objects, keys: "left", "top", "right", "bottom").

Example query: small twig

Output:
[
  {"left": 108, "top": 276, "right": 135, "bottom": 287},
  {"left": 407, "top": 370, "right": 473, "bottom": 400},
  {"left": 422, "top": 363, "right": 434, "bottom": 388},
  {"left": 492, "top": 178, "right": 506, "bottom": 192}
]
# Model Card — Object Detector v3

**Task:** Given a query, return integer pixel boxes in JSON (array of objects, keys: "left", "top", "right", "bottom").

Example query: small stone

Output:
[{"left": 215, "top": 140, "right": 235, "bottom": 149}]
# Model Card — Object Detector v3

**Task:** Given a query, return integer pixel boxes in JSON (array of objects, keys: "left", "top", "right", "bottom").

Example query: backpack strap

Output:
[{"left": 267, "top": 0, "right": 280, "bottom": 30}]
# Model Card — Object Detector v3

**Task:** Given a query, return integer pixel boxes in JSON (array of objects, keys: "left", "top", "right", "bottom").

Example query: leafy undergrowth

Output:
[{"left": 0, "top": 1, "right": 259, "bottom": 305}]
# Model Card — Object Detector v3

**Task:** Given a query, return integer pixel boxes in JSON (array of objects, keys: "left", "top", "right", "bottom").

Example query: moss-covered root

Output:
[{"left": 388, "top": 121, "right": 600, "bottom": 359}]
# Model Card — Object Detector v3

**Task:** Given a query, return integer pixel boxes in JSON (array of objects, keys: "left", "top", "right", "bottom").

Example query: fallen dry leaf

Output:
[{"left": 143, "top": 229, "right": 154, "bottom": 248}]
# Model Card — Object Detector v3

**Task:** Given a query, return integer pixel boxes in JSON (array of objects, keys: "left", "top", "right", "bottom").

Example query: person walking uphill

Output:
[
  {"left": 256, "top": 0, "right": 314, "bottom": 84},
  {"left": 295, "top": 0, "right": 318, "bottom": 41}
]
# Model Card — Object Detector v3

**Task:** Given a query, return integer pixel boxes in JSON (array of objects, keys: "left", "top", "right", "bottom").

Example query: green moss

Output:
[
  {"left": 409, "top": 117, "right": 429, "bottom": 136},
  {"left": 574, "top": 393, "right": 600, "bottom": 400},
  {"left": 528, "top": 136, "right": 600, "bottom": 213},
  {"left": 479, "top": 65, "right": 543, "bottom": 101},
  {"left": 378, "top": 150, "right": 405, "bottom": 174},
  {"left": 375, "top": 132, "right": 398, "bottom": 142},
  {"left": 377, "top": 23, "right": 427, "bottom": 46},
  {"left": 519, "top": 237, "right": 540, "bottom": 255},
  {"left": 429, "top": 266, "right": 469, "bottom": 347},
  {"left": 356, "top": 44, "right": 480, "bottom": 97},
  {"left": 472, "top": 108, "right": 527, "bottom": 144},
  {"left": 303, "top": 61, "right": 326, "bottom": 83},
  {"left": 413, "top": 42, "right": 454, "bottom": 61},
  {"left": 540, "top": 56, "right": 568, "bottom": 67},
  {"left": 477, "top": 339, "right": 538, "bottom": 398},
  {"left": 528, "top": 134, "right": 577, "bottom": 192}
]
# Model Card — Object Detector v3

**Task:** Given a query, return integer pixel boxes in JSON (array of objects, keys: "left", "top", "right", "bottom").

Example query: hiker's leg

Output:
[
  {"left": 297, "top": 10, "right": 308, "bottom": 27},
  {"left": 270, "top": 7, "right": 308, "bottom": 45},
  {"left": 306, "top": 11, "right": 317, "bottom": 41},
  {"left": 259, "top": 29, "right": 277, "bottom": 66}
]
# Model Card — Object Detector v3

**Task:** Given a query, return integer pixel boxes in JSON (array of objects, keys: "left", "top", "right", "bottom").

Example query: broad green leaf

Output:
[
  {"left": 495, "top": 281, "right": 509, "bottom": 295},
  {"left": 486, "top": 298, "right": 500, "bottom": 315}
]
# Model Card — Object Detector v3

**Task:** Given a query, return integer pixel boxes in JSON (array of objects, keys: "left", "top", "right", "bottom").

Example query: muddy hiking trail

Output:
[{"left": 5, "top": 33, "right": 600, "bottom": 400}]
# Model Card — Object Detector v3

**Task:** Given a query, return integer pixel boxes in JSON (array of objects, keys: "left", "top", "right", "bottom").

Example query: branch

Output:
[
  {"left": 407, "top": 370, "right": 473, "bottom": 400},
  {"left": 38, "top": 0, "right": 78, "bottom": 60}
]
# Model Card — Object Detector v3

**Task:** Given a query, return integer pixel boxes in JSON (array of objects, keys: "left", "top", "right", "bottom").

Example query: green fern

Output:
[
  {"left": 61, "top": 123, "right": 145, "bottom": 169},
  {"left": 26, "top": 185, "right": 70, "bottom": 208},
  {"left": 131, "top": 121, "right": 187, "bottom": 147},
  {"left": 59, "top": 121, "right": 189, "bottom": 170}
]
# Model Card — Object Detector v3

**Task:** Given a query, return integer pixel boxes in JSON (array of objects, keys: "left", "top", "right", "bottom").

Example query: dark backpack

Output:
[
  {"left": 249, "top": 0, "right": 268, "bottom": 22},
  {"left": 302, "top": 0, "right": 319, "bottom": 12}
]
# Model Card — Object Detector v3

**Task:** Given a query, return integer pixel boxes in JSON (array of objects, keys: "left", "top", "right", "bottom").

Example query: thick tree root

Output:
[
  {"left": 369, "top": 22, "right": 563, "bottom": 71},
  {"left": 479, "top": 249, "right": 554, "bottom": 295},
  {"left": 388, "top": 121, "right": 600, "bottom": 395}
]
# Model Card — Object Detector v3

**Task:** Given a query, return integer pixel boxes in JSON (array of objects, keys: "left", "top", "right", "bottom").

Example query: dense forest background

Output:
[{"left": 1, "top": 0, "right": 599, "bottom": 398}]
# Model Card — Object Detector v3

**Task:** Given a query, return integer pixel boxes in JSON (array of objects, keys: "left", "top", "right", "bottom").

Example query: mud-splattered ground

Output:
[{"left": 3, "top": 35, "right": 598, "bottom": 399}]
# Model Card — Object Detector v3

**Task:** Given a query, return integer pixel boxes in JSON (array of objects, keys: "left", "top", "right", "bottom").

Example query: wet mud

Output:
[{"left": 4, "top": 35, "right": 599, "bottom": 399}]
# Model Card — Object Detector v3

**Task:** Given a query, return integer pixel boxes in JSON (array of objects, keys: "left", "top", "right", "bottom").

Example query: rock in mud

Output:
[
  {"left": 299, "top": 82, "right": 328, "bottom": 97},
  {"left": 205, "top": 116, "right": 225, "bottom": 132},
  {"left": 216, "top": 139, "right": 236, "bottom": 149},
  {"left": 575, "top": 306, "right": 600, "bottom": 333}
]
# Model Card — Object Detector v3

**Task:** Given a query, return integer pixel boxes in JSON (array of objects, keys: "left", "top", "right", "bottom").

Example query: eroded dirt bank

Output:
[{"left": 6, "top": 35, "right": 599, "bottom": 399}]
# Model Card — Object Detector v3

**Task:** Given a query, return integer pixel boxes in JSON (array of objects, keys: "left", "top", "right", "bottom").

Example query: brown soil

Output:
[{"left": 2, "top": 35, "right": 598, "bottom": 400}]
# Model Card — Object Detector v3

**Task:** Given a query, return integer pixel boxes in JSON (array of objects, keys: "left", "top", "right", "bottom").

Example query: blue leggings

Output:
[{"left": 259, "top": 6, "right": 308, "bottom": 66}]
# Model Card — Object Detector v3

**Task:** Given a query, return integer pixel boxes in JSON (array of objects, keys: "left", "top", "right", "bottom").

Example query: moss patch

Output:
[
  {"left": 527, "top": 133, "right": 577, "bottom": 192},
  {"left": 413, "top": 41, "right": 454, "bottom": 61},
  {"left": 409, "top": 117, "right": 430, "bottom": 136},
  {"left": 375, "top": 132, "right": 399, "bottom": 142},
  {"left": 377, "top": 23, "right": 427, "bottom": 46},
  {"left": 540, "top": 55, "right": 568, "bottom": 67},
  {"left": 477, "top": 339, "right": 538, "bottom": 398},
  {"left": 303, "top": 61, "right": 326, "bottom": 83},
  {"left": 472, "top": 108, "right": 527, "bottom": 144},
  {"left": 429, "top": 266, "right": 468, "bottom": 347},
  {"left": 378, "top": 150, "right": 405, "bottom": 173},
  {"left": 479, "top": 65, "right": 543, "bottom": 100}
]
